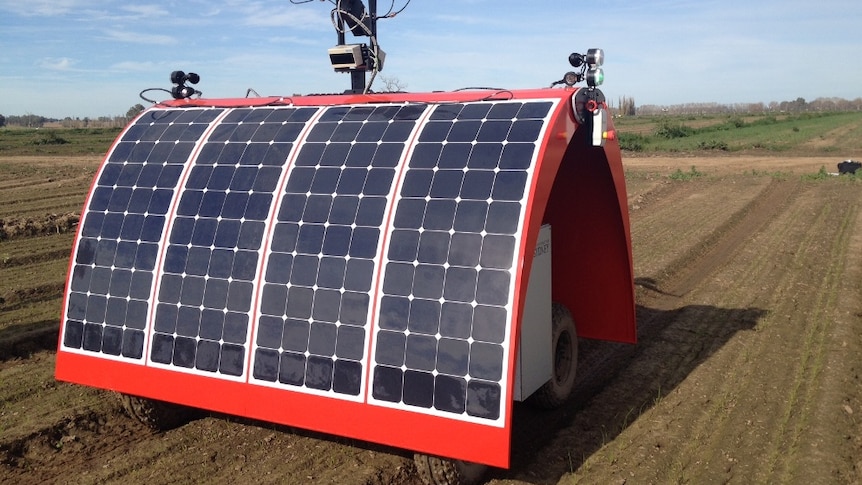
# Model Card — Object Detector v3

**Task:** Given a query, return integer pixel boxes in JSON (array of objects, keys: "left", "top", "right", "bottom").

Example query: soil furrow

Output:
[
  {"left": 623, "top": 174, "right": 670, "bottom": 210},
  {"left": 0, "top": 408, "right": 159, "bottom": 483},
  {"left": 0, "top": 189, "right": 87, "bottom": 207},
  {"left": 0, "top": 249, "right": 71, "bottom": 269},
  {"left": 666, "top": 197, "right": 816, "bottom": 482},
  {"left": 631, "top": 175, "right": 771, "bottom": 280},
  {"left": 656, "top": 178, "right": 799, "bottom": 300},
  {"left": 0, "top": 203, "right": 82, "bottom": 220},
  {"left": 766, "top": 199, "right": 858, "bottom": 483},
  {"left": 757, "top": 202, "right": 836, "bottom": 480},
  {"left": 0, "top": 319, "right": 59, "bottom": 362},
  {"left": 0, "top": 232, "right": 74, "bottom": 257},
  {"left": 657, "top": 189, "right": 829, "bottom": 483},
  {"left": 0, "top": 179, "right": 74, "bottom": 191},
  {"left": 0, "top": 282, "right": 65, "bottom": 315}
]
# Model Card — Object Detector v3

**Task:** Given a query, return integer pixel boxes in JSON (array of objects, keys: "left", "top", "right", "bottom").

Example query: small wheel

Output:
[
  {"left": 529, "top": 302, "right": 578, "bottom": 409},
  {"left": 413, "top": 453, "right": 487, "bottom": 485},
  {"left": 119, "top": 393, "right": 199, "bottom": 431}
]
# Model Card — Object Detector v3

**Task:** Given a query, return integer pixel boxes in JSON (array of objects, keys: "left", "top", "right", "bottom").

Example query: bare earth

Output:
[{"left": 1, "top": 154, "right": 860, "bottom": 484}]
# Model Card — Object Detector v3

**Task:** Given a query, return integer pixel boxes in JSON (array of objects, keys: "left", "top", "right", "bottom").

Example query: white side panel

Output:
[{"left": 514, "top": 224, "right": 552, "bottom": 401}]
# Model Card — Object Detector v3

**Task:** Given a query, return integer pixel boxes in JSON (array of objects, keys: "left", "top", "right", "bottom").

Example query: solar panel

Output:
[
  {"left": 369, "top": 101, "right": 553, "bottom": 423},
  {"left": 63, "top": 108, "right": 226, "bottom": 361},
  {"left": 58, "top": 95, "right": 562, "bottom": 466}
]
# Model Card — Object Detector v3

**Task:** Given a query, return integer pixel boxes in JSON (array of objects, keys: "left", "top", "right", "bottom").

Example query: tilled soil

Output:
[{"left": 1, "top": 155, "right": 860, "bottom": 484}]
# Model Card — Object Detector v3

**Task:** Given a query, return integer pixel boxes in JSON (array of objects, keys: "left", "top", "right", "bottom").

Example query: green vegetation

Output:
[
  {"left": 32, "top": 131, "right": 68, "bottom": 146},
  {"left": 614, "top": 111, "right": 862, "bottom": 155},
  {"left": 655, "top": 121, "right": 696, "bottom": 139},
  {"left": 0, "top": 127, "right": 121, "bottom": 156},
  {"left": 801, "top": 165, "right": 862, "bottom": 181},
  {"left": 743, "top": 168, "right": 793, "bottom": 180},
  {"left": 805, "top": 165, "right": 833, "bottom": 180},
  {"left": 663, "top": 165, "right": 862, "bottom": 182},
  {"left": 668, "top": 166, "right": 705, "bottom": 181}
]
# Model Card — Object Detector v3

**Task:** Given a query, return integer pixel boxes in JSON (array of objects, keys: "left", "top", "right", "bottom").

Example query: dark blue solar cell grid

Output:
[
  {"left": 63, "top": 108, "right": 225, "bottom": 360},
  {"left": 252, "top": 104, "right": 426, "bottom": 396},
  {"left": 371, "top": 100, "right": 553, "bottom": 421},
  {"left": 152, "top": 107, "right": 318, "bottom": 377}
]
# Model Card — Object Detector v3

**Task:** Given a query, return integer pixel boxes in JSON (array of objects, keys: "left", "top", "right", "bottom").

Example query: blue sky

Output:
[{"left": 1, "top": 0, "right": 859, "bottom": 118}]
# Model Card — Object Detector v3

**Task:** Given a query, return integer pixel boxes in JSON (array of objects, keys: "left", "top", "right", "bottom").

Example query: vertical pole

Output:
[
  {"left": 351, "top": 71, "right": 366, "bottom": 93},
  {"left": 339, "top": 0, "right": 377, "bottom": 94},
  {"left": 348, "top": 0, "right": 376, "bottom": 93},
  {"left": 369, "top": 0, "right": 377, "bottom": 37},
  {"left": 336, "top": 1, "right": 346, "bottom": 46}
]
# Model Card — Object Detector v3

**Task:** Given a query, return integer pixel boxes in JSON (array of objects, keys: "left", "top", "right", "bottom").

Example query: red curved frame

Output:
[{"left": 55, "top": 88, "right": 635, "bottom": 468}]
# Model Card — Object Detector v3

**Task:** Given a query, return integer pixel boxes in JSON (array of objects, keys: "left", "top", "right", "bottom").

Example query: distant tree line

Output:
[
  {"left": 617, "top": 96, "right": 636, "bottom": 116},
  {"left": 1, "top": 114, "right": 129, "bottom": 129},
  {"left": 0, "top": 104, "right": 145, "bottom": 129},
  {"left": 617, "top": 96, "right": 862, "bottom": 117},
  {"left": 4, "top": 96, "right": 862, "bottom": 128}
]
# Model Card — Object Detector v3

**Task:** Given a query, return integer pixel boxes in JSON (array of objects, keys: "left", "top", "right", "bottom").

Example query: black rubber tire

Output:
[
  {"left": 528, "top": 302, "right": 578, "bottom": 409},
  {"left": 413, "top": 453, "right": 487, "bottom": 485},
  {"left": 118, "top": 393, "right": 199, "bottom": 431}
]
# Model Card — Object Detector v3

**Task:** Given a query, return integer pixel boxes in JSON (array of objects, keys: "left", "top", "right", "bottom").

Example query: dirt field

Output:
[{"left": 1, "top": 153, "right": 860, "bottom": 484}]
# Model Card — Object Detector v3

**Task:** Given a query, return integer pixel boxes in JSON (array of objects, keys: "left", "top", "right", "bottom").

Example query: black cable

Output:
[
  {"left": 139, "top": 88, "right": 172, "bottom": 104},
  {"left": 379, "top": 0, "right": 395, "bottom": 17},
  {"left": 140, "top": 86, "right": 207, "bottom": 104},
  {"left": 331, "top": 2, "right": 372, "bottom": 36},
  {"left": 453, "top": 86, "right": 509, "bottom": 92},
  {"left": 478, "top": 90, "right": 514, "bottom": 101},
  {"left": 379, "top": 0, "right": 410, "bottom": 18}
]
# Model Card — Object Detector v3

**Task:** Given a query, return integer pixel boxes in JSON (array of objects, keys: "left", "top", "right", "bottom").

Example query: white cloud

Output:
[
  {"left": 231, "top": 2, "right": 329, "bottom": 29},
  {"left": 110, "top": 61, "right": 161, "bottom": 72},
  {"left": 121, "top": 4, "right": 170, "bottom": 18},
  {"left": 266, "top": 35, "right": 319, "bottom": 45},
  {"left": 246, "top": 12, "right": 328, "bottom": 28},
  {"left": 0, "top": 0, "right": 96, "bottom": 16},
  {"left": 103, "top": 29, "right": 175, "bottom": 45},
  {"left": 38, "top": 57, "right": 77, "bottom": 70},
  {"left": 428, "top": 13, "right": 505, "bottom": 27}
]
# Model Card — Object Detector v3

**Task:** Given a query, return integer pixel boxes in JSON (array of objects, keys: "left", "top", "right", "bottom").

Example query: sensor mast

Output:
[{"left": 328, "top": 0, "right": 382, "bottom": 93}]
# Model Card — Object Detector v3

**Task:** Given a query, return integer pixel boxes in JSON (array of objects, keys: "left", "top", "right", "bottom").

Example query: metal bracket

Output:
[{"left": 572, "top": 88, "right": 608, "bottom": 147}]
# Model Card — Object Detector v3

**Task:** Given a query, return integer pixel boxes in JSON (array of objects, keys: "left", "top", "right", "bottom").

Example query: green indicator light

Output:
[{"left": 586, "top": 68, "right": 604, "bottom": 87}]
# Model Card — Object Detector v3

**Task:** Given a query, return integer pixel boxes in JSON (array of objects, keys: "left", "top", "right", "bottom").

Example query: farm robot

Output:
[{"left": 56, "top": 2, "right": 635, "bottom": 484}]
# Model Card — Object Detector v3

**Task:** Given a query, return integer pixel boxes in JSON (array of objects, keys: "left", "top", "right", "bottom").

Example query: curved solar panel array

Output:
[{"left": 60, "top": 98, "right": 557, "bottom": 429}]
